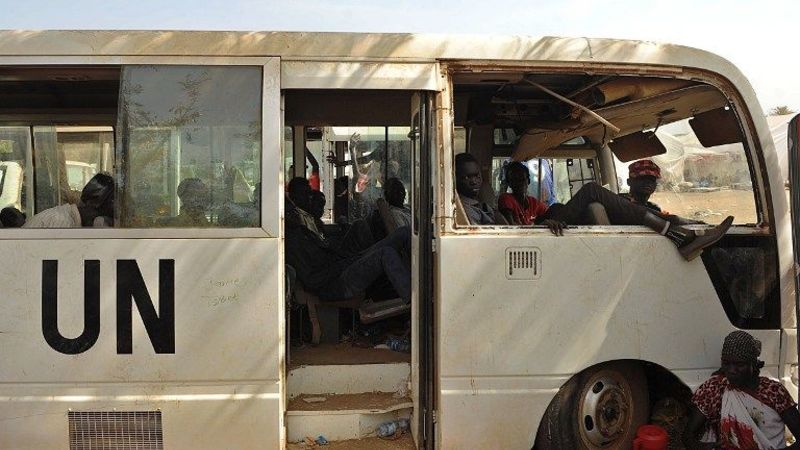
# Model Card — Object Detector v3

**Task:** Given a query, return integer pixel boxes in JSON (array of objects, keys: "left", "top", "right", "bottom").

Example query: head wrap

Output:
[
  {"left": 628, "top": 160, "right": 661, "bottom": 179},
  {"left": 721, "top": 330, "right": 761, "bottom": 363}
]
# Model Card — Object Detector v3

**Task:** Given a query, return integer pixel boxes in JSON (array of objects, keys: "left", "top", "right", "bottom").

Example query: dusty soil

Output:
[
  {"left": 650, "top": 189, "right": 759, "bottom": 224},
  {"left": 288, "top": 392, "right": 412, "bottom": 412},
  {"left": 287, "top": 434, "right": 415, "bottom": 450},
  {"left": 291, "top": 343, "right": 410, "bottom": 367}
]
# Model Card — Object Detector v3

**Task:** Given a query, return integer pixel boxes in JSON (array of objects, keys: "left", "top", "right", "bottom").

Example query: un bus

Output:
[{"left": 0, "top": 30, "right": 795, "bottom": 449}]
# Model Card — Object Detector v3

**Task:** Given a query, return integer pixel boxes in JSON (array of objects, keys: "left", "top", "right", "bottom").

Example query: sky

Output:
[{"left": 0, "top": 0, "right": 797, "bottom": 113}]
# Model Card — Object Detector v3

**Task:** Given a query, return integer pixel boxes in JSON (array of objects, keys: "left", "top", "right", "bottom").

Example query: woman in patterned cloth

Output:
[{"left": 684, "top": 331, "right": 800, "bottom": 449}]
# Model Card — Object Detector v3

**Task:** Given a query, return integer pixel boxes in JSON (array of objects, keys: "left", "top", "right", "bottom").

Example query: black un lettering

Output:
[{"left": 41, "top": 259, "right": 175, "bottom": 354}]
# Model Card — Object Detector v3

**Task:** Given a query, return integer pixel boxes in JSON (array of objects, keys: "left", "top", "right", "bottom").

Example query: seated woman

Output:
[
  {"left": 683, "top": 331, "right": 800, "bottom": 449},
  {"left": 498, "top": 162, "right": 548, "bottom": 225}
]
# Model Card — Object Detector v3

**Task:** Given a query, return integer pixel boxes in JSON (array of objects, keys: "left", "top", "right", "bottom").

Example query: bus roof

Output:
[{"left": 0, "top": 30, "right": 741, "bottom": 76}]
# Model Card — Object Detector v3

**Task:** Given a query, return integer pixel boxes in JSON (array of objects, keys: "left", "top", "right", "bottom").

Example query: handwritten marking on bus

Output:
[{"left": 41, "top": 259, "right": 175, "bottom": 355}]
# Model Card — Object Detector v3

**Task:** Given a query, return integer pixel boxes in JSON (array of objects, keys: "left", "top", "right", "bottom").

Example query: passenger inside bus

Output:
[
  {"left": 498, "top": 162, "right": 549, "bottom": 225},
  {"left": 457, "top": 152, "right": 735, "bottom": 261},
  {"left": 383, "top": 177, "right": 411, "bottom": 230},
  {"left": 0, "top": 207, "right": 25, "bottom": 228},
  {"left": 23, "top": 173, "right": 114, "bottom": 228},
  {"left": 161, "top": 178, "right": 211, "bottom": 227},
  {"left": 285, "top": 177, "right": 411, "bottom": 305},
  {"left": 456, "top": 153, "right": 499, "bottom": 225}
]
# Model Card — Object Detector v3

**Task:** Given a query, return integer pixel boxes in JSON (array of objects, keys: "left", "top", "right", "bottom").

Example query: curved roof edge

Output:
[{"left": 0, "top": 30, "right": 736, "bottom": 71}]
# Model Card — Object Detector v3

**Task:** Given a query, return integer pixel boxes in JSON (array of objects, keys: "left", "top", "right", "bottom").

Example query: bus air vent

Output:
[
  {"left": 68, "top": 410, "right": 163, "bottom": 450},
  {"left": 505, "top": 247, "right": 541, "bottom": 280}
]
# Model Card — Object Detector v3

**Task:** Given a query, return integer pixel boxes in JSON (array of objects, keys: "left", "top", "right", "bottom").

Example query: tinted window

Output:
[{"left": 117, "top": 66, "right": 262, "bottom": 228}]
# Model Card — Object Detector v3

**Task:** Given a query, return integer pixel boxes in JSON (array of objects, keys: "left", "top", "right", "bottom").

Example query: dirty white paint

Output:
[
  {"left": 0, "top": 238, "right": 283, "bottom": 449},
  {"left": 436, "top": 231, "right": 783, "bottom": 449}
]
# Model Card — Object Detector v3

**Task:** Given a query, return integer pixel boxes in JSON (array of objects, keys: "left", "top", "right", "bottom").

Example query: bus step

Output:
[{"left": 286, "top": 392, "right": 412, "bottom": 442}]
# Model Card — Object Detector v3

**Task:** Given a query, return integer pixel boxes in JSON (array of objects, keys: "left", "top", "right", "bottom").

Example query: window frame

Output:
[
  {"left": 0, "top": 55, "right": 279, "bottom": 239},
  {"left": 446, "top": 67, "right": 772, "bottom": 238}
]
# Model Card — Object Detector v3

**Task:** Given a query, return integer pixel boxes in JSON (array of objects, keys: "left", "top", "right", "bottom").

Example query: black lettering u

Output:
[{"left": 41, "top": 260, "right": 100, "bottom": 354}]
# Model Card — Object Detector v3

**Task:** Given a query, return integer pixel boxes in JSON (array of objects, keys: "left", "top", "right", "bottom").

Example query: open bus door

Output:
[
  {"left": 411, "top": 91, "right": 435, "bottom": 450},
  {"left": 788, "top": 114, "right": 800, "bottom": 379}
]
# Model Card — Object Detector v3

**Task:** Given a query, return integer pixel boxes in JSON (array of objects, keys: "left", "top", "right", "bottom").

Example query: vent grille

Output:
[
  {"left": 505, "top": 247, "right": 541, "bottom": 280},
  {"left": 69, "top": 411, "right": 163, "bottom": 450}
]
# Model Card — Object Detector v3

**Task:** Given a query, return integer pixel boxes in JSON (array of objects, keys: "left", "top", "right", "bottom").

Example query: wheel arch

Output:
[{"left": 532, "top": 359, "right": 693, "bottom": 450}]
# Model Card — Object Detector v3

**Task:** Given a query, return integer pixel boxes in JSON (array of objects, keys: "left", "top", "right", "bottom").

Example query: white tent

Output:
[{"left": 766, "top": 113, "right": 794, "bottom": 183}]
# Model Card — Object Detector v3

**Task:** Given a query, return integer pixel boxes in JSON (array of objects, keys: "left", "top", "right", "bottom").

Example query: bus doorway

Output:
[{"left": 283, "top": 89, "right": 426, "bottom": 449}]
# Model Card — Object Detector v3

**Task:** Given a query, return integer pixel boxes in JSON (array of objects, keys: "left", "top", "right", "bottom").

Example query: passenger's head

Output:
[
  {"left": 287, "top": 177, "right": 312, "bottom": 211},
  {"left": 177, "top": 178, "right": 210, "bottom": 212},
  {"left": 505, "top": 162, "right": 530, "bottom": 195},
  {"left": 627, "top": 159, "right": 660, "bottom": 201},
  {"left": 310, "top": 190, "right": 326, "bottom": 220},
  {"left": 0, "top": 207, "right": 25, "bottom": 227},
  {"left": 384, "top": 177, "right": 406, "bottom": 208},
  {"left": 720, "top": 330, "right": 763, "bottom": 387},
  {"left": 455, "top": 153, "right": 482, "bottom": 199},
  {"left": 80, "top": 173, "right": 115, "bottom": 219}
]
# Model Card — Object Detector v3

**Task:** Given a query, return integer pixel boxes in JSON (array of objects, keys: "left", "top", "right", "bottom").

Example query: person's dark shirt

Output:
[
  {"left": 618, "top": 193, "right": 662, "bottom": 213},
  {"left": 285, "top": 207, "right": 358, "bottom": 300}
]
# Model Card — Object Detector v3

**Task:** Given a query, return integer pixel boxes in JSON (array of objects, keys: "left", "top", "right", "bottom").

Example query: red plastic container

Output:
[{"left": 632, "top": 424, "right": 668, "bottom": 450}]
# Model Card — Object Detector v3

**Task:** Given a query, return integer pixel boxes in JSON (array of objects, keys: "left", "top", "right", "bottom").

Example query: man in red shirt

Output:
[{"left": 498, "top": 161, "right": 548, "bottom": 225}]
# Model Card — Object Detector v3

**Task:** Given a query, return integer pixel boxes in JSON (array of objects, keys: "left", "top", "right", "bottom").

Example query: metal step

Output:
[
  {"left": 288, "top": 363, "right": 410, "bottom": 398},
  {"left": 286, "top": 392, "right": 412, "bottom": 442}
]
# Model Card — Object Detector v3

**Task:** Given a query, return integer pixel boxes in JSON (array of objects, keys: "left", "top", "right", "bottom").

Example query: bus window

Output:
[
  {"left": 613, "top": 118, "right": 757, "bottom": 224},
  {"left": 117, "top": 65, "right": 262, "bottom": 228}
]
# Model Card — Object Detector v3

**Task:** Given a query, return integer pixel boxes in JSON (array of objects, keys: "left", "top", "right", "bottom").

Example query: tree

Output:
[{"left": 769, "top": 105, "right": 795, "bottom": 116}]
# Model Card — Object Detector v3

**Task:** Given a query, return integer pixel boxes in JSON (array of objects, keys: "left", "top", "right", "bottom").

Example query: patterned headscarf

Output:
[{"left": 721, "top": 330, "right": 761, "bottom": 363}]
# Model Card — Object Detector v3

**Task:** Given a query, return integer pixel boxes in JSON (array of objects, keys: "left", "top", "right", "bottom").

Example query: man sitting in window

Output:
[
  {"left": 285, "top": 177, "right": 410, "bottom": 304},
  {"left": 619, "top": 159, "right": 664, "bottom": 212},
  {"left": 456, "top": 152, "right": 733, "bottom": 261},
  {"left": 24, "top": 173, "right": 114, "bottom": 228}
]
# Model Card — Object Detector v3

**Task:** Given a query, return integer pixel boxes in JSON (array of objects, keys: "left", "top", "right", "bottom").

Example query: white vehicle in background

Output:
[
  {"left": 0, "top": 30, "right": 795, "bottom": 450},
  {"left": 0, "top": 160, "right": 23, "bottom": 210},
  {"left": 65, "top": 160, "right": 98, "bottom": 191}
]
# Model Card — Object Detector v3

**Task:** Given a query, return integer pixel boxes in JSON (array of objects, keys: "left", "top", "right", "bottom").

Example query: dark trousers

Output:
[
  {"left": 551, "top": 182, "right": 650, "bottom": 225},
  {"left": 338, "top": 226, "right": 411, "bottom": 303}
]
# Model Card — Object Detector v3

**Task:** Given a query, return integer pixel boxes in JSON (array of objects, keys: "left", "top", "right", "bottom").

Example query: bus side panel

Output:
[
  {"left": 436, "top": 232, "right": 780, "bottom": 450},
  {"left": 0, "top": 238, "right": 281, "bottom": 449}
]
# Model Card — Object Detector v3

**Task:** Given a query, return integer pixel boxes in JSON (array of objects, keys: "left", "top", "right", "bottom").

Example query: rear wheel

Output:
[{"left": 534, "top": 361, "right": 649, "bottom": 450}]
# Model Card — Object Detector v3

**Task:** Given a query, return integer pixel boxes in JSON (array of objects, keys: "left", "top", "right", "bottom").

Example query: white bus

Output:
[{"left": 0, "top": 30, "right": 794, "bottom": 450}]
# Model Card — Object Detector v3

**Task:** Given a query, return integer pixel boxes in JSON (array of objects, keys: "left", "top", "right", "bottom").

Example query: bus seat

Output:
[
  {"left": 358, "top": 298, "right": 410, "bottom": 324},
  {"left": 290, "top": 272, "right": 409, "bottom": 345},
  {"left": 294, "top": 280, "right": 364, "bottom": 345},
  {"left": 586, "top": 202, "right": 611, "bottom": 225},
  {"left": 454, "top": 193, "right": 470, "bottom": 225}
]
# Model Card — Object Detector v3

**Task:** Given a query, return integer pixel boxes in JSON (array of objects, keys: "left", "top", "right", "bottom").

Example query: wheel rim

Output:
[{"left": 579, "top": 375, "right": 632, "bottom": 447}]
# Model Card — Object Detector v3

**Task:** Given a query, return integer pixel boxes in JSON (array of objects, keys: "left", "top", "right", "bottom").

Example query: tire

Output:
[{"left": 533, "top": 361, "right": 649, "bottom": 450}]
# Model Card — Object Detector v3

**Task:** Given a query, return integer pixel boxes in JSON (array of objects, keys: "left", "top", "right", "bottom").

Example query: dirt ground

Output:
[
  {"left": 650, "top": 189, "right": 761, "bottom": 224},
  {"left": 287, "top": 434, "right": 415, "bottom": 450}
]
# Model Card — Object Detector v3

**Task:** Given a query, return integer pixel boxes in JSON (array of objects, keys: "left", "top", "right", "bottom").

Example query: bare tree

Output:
[{"left": 769, "top": 105, "right": 795, "bottom": 116}]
